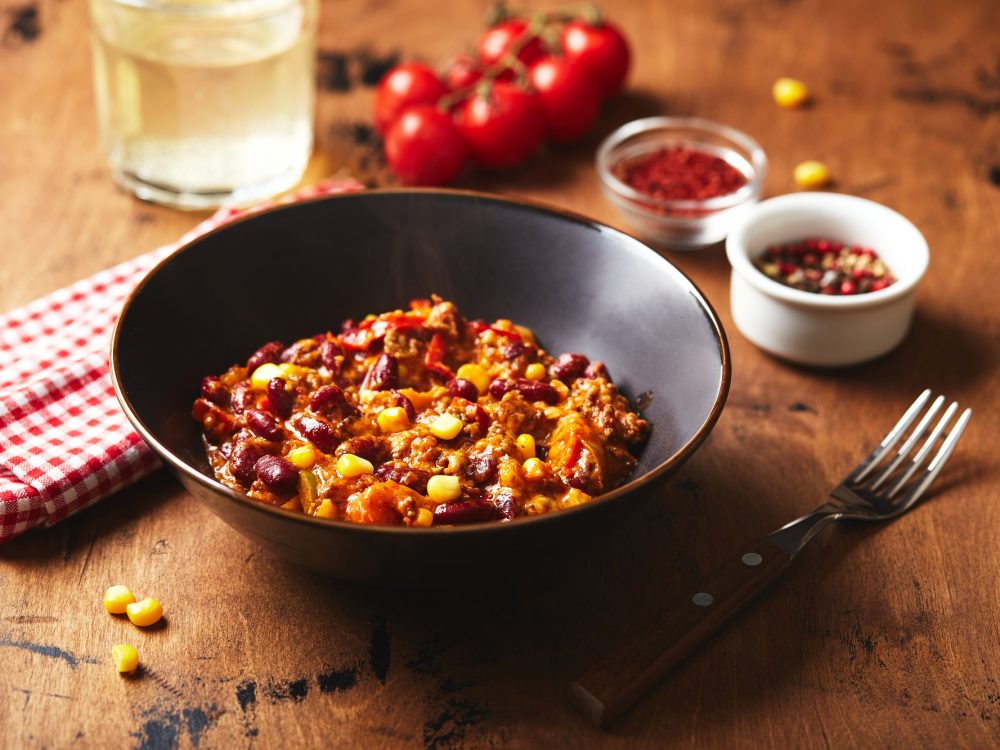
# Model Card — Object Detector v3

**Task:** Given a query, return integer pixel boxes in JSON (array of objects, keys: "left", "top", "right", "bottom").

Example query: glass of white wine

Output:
[{"left": 89, "top": 0, "right": 318, "bottom": 210}]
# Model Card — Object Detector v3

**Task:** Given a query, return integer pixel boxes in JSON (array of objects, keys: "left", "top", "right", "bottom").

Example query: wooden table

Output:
[{"left": 2, "top": 0, "right": 998, "bottom": 747}]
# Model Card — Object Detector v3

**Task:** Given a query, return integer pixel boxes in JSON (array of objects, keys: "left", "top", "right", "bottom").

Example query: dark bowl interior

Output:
[{"left": 112, "top": 190, "right": 730, "bottom": 583}]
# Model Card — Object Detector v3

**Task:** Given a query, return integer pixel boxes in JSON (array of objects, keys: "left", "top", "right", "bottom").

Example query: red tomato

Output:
[
  {"left": 560, "top": 20, "right": 631, "bottom": 97},
  {"left": 384, "top": 106, "right": 466, "bottom": 186},
  {"left": 443, "top": 54, "right": 483, "bottom": 91},
  {"left": 477, "top": 19, "right": 545, "bottom": 68},
  {"left": 374, "top": 63, "right": 448, "bottom": 134},
  {"left": 455, "top": 83, "right": 544, "bottom": 169},
  {"left": 528, "top": 56, "right": 602, "bottom": 143}
]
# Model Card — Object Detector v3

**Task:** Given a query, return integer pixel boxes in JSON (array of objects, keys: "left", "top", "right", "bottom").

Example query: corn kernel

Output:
[
  {"left": 287, "top": 445, "right": 316, "bottom": 469},
  {"left": 250, "top": 363, "right": 283, "bottom": 390},
  {"left": 523, "top": 457, "right": 545, "bottom": 479},
  {"left": 455, "top": 363, "right": 490, "bottom": 394},
  {"left": 126, "top": 597, "right": 163, "bottom": 627},
  {"left": 276, "top": 363, "right": 299, "bottom": 378},
  {"left": 794, "top": 160, "right": 831, "bottom": 189},
  {"left": 104, "top": 585, "right": 136, "bottom": 615},
  {"left": 377, "top": 406, "right": 411, "bottom": 433},
  {"left": 427, "top": 474, "right": 462, "bottom": 503},
  {"left": 513, "top": 325, "right": 535, "bottom": 343},
  {"left": 111, "top": 643, "right": 139, "bottom": 674},
  {"left": 561, "top": 488, "right": 592, "bottom": 507},
  {"left": 414, "top": 508, "right": 434, "bottom": 527},
  {"left": 315, "top": 498, "right": 337, "bottom": 518},
  {"left": 337, "top": 453, "right": 375, "bottom": 478},
  {"left": 524, "top": 362, "right": 546, "bottom": 381},
  {"left": 430, "top": 413, "right": 464, "bottom": 440},
  {"left": 524, "top": 494, "right": 552, "bottom": 515},
  {"left": 516, "top": 433, "right": 536, "bottom": 460},
  {"left": 772, "top": 77, "right": 810, "bottom": 108}
]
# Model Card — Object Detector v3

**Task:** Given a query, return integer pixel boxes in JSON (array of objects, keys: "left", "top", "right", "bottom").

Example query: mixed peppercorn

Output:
[{"left": 754, "top": 238, "right": 896, "bottom": 295}]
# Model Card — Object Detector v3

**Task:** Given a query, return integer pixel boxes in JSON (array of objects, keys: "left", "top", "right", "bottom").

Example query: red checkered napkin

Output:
[{"left": 0, "top": 178, "right": 363, "bottom": 543}]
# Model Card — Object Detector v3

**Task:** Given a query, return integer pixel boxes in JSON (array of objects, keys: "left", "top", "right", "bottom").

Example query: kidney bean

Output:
[
  {"left": 552, "top": 353, "right": 590, "bottom": 382},
  {"left": 309, "top": 384, "right": 346, "bottom": 414},
  {"left": 474, "top": 405, "right": 491, "bottom": 433},
  {"left": 467, "top": 454, "right": 498, "bottom": 484},
  {"left": 339, "top": 436, "right": 389, "bottom": 465},
  {"left": 246, "top": 409, "right": 283, "bottom": 441},
  {"left": 489, "top": 379, "right": 515, "bottom": 399},
  {"left": 200, "top": 376, "right": 229, "bottom": 406},
  {"left": 433, "top": 499, "right": 502, "bottom": 525},
  {"left": 492, "top": 487, "right": 516, "bottom": 520},
  {"left": 374, "top": 461, "right": 430, "bottom": 494},
  {"left": 230, "top": 383, "right": 256, "bottom": 414},
  {"left": 502, "top": 341, "right": 527, "bottom": 361},
  {"left": 230, "top": 441, "right": 262, "bottom": 486},
  {"left": 447, "top": 378, "right": 479, "bottom": 402},
  {"left": 294, "top": 415, "right": 338, "bottom": 453},
  {"left": 265, "top": 377, "right": 295, "bottom": 418},
  {"left": 513, "top": 379, "right": 560, "bottom": 405},
  {"left": 246, "top": 341, "right": 283, "bottom": 372},
  {"left": 254, "top": 455, "right": 299, "bottom": 496},
  {"left": 585, "top": 361, "right": 610, "bottom": 380},
  {"left": 391, "top": 390, "right": 417, "bottom": 422},
  {"left": 362, "top": 353, "right": 398, "bottom": 391},
  {"left": 319, "top": 338, "right": 344, "bottom": 371}
]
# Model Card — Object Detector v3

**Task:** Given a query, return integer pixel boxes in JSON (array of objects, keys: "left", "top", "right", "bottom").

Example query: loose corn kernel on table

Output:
[{"left": 2, "top": 0, "right": 999, "bottom": 748}]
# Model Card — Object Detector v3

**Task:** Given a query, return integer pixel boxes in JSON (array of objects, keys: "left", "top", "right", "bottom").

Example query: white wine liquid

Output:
[{"left": 90, "top": 0, "right": 317, "bottom": 208}]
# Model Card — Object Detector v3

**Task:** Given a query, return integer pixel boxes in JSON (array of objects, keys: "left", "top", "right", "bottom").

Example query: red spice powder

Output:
[{"left": 616, "top": 146, "right": 748, "bottom": 202}]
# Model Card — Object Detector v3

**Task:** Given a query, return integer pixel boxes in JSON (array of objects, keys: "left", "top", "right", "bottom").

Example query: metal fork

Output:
[{"left": 570, "top": 389, "right": 972, "bottom": 728}]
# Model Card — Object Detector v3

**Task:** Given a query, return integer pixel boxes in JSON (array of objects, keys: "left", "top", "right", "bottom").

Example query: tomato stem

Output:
[{"left": 439, "top": 1, "right": 605, "bottom": 109}]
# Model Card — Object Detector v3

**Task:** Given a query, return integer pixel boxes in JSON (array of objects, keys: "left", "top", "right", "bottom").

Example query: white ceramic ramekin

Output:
[{"left": 726, "top": 193, "right": 929, "bottom": 366}]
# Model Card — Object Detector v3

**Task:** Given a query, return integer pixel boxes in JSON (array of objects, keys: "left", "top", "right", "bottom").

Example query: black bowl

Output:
[{"left": 111, "top": 190, "right": 730, "bottom": 583}]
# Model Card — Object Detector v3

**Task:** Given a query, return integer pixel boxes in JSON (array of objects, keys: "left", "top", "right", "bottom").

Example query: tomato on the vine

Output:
[
  {"left": 374, "top": 63, "right": 449, "bottom": 134},
  {"left": 560, "top": 20, "right": 631, "bottom": 97},
  {"left": 455, "top": 83, "right": 544, "bottom": 169},
  {"left": 477, "top": 19, "right": 545, "bottom": 69},
  {"left": 528, "top": 56, "right": 602, "bottom": 144},
  {"left": 443, "top": 54, "right": 483, "bottom": 91},
  {"left": 384, "top": 105, "right": 467, "bottom": 186}
]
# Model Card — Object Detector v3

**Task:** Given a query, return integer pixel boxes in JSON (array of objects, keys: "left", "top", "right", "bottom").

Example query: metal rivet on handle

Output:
[
  {"left": 692, "top": 592, "right": 714, "bottom": 607},
  {"left": 742, "top": 552, "right": 763, "bottom": 567}
]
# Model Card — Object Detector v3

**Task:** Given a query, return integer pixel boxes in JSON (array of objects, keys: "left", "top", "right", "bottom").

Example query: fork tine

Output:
[
  {"left": 852, "top": 389, "right": 932, "bottom": 483},
  {"left": 893, "top": 407, "right": 972, "bottom": 507},
  {"left": 870, "top": 395, "right": 945, "bottom": 490},
  {"left": 887, "top": 401, "right": 959, "bottom": 499}
]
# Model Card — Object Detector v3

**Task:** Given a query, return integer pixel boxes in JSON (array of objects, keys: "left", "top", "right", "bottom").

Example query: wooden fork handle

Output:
[{"left": 569, "top": 539, "right": 792, "bottom": 728}]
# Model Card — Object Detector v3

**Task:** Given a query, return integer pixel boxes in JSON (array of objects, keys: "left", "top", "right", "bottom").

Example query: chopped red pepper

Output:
[
  {"left": 468, "top": 319, "right": 523, "bottom": 341},
  {"left": 341, "top": 313, "right": 427, "bottom": 351},
  {"left": 562, "top": 435, "right": 583, "bottom": 471},
  {"left": 424, "top": 333, "right": 454, "bottom": 379}
]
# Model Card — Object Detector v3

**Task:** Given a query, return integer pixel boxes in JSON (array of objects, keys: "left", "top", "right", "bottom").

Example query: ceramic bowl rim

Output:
[{"left": 726, "top": 192, "right": 929, "bottom": 309}]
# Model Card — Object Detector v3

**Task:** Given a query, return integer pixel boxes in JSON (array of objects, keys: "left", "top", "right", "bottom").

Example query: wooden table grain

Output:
[{"left": 2, "top": 0, "right": 999, "bottom": 748}]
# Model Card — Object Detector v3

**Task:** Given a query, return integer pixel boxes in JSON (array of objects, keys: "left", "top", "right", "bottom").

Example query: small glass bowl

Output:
[{"left": 596, "top": 116, "right": 767, "bottom": 250}]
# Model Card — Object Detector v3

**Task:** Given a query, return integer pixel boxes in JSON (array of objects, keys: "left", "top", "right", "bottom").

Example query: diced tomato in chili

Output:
[
  {"left": 424, "top": 333, "right": 454, "bottom": 379},
  {"left": 341, "top": 313, "right": 427, "bottom": 351},
  {"left": 468, "top": 319, "right": 523, "bottom": 340}
]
